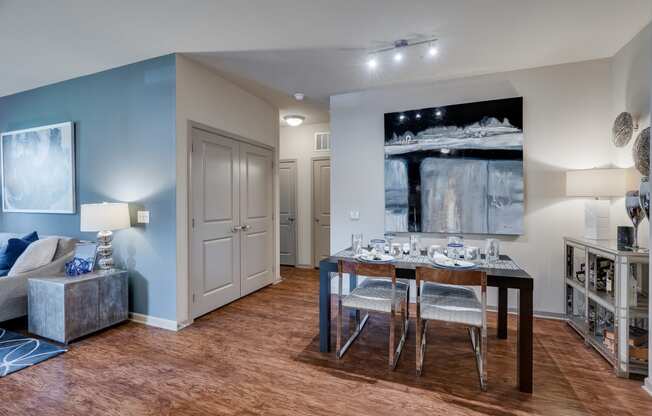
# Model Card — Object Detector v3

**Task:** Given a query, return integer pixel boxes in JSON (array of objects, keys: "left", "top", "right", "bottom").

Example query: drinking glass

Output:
[
  {"left": 447, "top": 236, "right": 464, "bottom": 259},
  {"left": 391, "top": 243, "right": 402, "bottom": 257},
  {"left": 402, "top": 242, "right": 411, "bottom": 255},
  {"left": 370, "top": 239, "right": 385, "bottom": 254},
  {"left": 384, "top": 232, "right": 396, "bottom": 253},
  {"left": 485, "top": 238, "right": 500, "bottom": 263},
  {"left": 409, "top": 235, "right": 421, "bottom": 256},
  {"left": 465, "top": 246, "right": 480, "bottom": 261},
  {"left": 427, "top": 245, "right": 442, "bottom": 260},
  {"left": 351, "top": 233, "right": 363, "bottom": 255}
]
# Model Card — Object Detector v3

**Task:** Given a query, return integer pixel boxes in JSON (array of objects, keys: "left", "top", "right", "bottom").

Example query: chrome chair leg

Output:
[
  {"left": 336, "top": 311, "right": 369, "bottom": 359},
  {"left": 469, "top": 326, "right": 487, "bottom": 391}
]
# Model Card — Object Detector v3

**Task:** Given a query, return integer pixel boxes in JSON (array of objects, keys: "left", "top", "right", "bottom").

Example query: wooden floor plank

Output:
[{"left": 0, "top": 266, "right": 650, "bottom": 415}]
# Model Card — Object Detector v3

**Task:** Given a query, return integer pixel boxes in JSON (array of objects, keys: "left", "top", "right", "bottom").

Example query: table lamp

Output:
[
  {"left": 566, "top": 168, "right": 629, "bottom": 240},
  {"left": 80, "top": 202, "right": 131, "bottom": 269}
]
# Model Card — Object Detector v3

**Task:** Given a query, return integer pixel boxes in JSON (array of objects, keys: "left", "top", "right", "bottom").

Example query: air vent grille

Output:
[{"left": 314, "top": 132, "right": 331, "bottom": 151}]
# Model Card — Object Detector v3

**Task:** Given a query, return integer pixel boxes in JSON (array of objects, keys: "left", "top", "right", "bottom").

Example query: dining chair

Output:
[
  {"left": 415, "top": 266, "right": 488, "bottom": 391},
  {"left": 336, "top": 260, "right": 409, "bottom": 369}
]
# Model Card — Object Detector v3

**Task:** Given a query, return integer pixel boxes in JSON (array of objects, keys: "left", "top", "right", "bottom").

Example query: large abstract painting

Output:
[
  {"left": 1, "top": 122, "right": 75, "bottom": 213},
  {"left": 384, "top": 97, "right": 523, "bottom": 235}
]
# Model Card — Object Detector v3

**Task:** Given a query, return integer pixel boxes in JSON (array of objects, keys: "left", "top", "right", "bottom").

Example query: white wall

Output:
[
  {"left": 175, "top": 54, "right": 280, "bottom": 325},
  {"left": 279, "top": 123, "right": 330, "bottom": 266},
  {"left": 331, "top": 59, "right": 615, "bottom": 315}
]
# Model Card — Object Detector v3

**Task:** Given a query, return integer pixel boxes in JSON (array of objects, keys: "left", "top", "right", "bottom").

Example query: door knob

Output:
[
  {"left": 242, "top": 224, "right": 251, "bottom": 231},
  {"left": 231, "top": 225, "right": 243, "bottom": 233},
  {"left": 288, "top": 217, "right": 295, "bottom": 222},
  {"left": 315, "top": 218, "right": 320, "bottom": 223}
]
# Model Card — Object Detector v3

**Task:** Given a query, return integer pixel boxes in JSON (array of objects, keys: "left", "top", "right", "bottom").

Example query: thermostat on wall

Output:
[{"left": 137, "top": 211, "right": 150, "bottom": 224}]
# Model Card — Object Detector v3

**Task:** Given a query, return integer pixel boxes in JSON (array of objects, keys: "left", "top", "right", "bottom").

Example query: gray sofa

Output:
[{"left": 0, "top": 233, "right": 77, "bottom": 322}]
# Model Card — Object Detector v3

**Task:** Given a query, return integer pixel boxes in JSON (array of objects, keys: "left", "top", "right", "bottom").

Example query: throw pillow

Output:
[
  {"left": 0, "top": 238, "right": 31, "bottom": 271},
  {"left": 0, "top": 269, "right": 8, "bottom": 277},
  {"left": 22, "top": 231, "right": 39, "bottom": 244},
  {"left": 8, "top": 238, "right": 59, "bottom": 276}
]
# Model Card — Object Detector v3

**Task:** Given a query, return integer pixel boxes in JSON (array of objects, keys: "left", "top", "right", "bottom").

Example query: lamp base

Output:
[
  {"left": 584, "top": 199, "right": 610, "bottom": 240},
  {"left": 96, "top": 230, "right": 114, "bottom": 270}
]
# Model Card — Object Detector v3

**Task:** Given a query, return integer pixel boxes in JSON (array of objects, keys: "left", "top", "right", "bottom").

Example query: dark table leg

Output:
[
  {"left": 498, "top": 287, "right": 508, "bottom": 339},
  {"left": 319, "top": 261, "right": 336, "bottom": 353},
  {"left": 518, "top": 286, "right": 534, "bottom": 393}
]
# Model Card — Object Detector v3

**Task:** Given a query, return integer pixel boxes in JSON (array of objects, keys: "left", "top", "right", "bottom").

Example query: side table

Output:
[{"left": 28, "top": 269, "right": 128, "bottom": 344}]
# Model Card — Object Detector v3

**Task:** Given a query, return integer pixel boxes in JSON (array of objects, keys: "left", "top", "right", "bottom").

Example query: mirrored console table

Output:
[{"left": 564, "top": 237, "right": 649, "bottom": 377}]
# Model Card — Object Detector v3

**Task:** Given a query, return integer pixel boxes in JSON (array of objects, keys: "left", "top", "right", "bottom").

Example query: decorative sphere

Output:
[
  {"left": 633, "top": 127, "right": 650, "bottom": 177},
  {"left": 612, "top": 112, "right": 634, "bottom": 147}
]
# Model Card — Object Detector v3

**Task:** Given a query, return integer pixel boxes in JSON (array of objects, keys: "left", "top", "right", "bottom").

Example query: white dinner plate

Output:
[
  {"left": 433, "top": 257, "right": 477, "bottom": 269},
  {"left": 355, "top": 253, "right": 395, "bottom": 263}
]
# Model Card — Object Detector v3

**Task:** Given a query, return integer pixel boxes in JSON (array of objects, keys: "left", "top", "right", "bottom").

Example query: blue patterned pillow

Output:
[
  {"left": 22, "top": 231, "right": 39, "bottom": 244},
  {"left": 0, "top": 269, "right": 8, "bottom": 277},
  {"left": 0, "top": 232, "right": 39, "bottom": 272}
]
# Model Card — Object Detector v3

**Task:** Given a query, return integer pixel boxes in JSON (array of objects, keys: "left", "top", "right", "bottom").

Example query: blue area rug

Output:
[{"left": 0, "top": 329, "right": 67, "bottom": 377}]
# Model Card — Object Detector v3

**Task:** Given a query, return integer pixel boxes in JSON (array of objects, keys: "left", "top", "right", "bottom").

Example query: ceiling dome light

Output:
[
  {"left": 367, "top": 57, "right": 378, "bottom": 70},
  {"left": 293, "top": 93, "right": 305, "bottom": 101},
  {"left": 427, "top": 45, "right": 438, "bottom": 57},
  {"left": 283, "top": 115, "right": 305, "bottom": 127},
  {"left": 393, "top": 52, "right": 403, "bottom": 63}
]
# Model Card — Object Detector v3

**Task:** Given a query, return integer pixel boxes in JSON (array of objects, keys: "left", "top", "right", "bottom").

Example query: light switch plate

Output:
[
  {"left": 349, "top": 210, "right": 360, "bottom": 221},
  {"left": 137, "top": 211, "right": 150, "bottom": 224}
]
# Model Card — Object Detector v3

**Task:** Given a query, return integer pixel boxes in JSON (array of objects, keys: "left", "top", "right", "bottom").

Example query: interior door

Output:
[
  {"left": 240, "top": 143, "right": 275, "bottom": 295},
  {"left": 279, "top": 160, "right": 297, "bottom": 266},
  {"left": 312, "top": 158, "right": 331, "bottom": 267},
  {"left": 191, "top": 128, "right": 241, "bottom": 319}
]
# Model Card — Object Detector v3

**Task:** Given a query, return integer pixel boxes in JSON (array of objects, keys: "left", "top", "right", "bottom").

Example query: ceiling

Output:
[{"left": 2, "top": 0, "right": 651, "bottom": 125}]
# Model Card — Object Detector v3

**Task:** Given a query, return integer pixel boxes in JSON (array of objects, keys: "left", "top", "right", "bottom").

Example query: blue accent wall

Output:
[{"left": 0, "top": 55, "right": 177, "bottom": 321}]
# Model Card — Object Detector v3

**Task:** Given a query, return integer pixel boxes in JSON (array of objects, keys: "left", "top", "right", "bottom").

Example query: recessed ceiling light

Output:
[
  {"left": 427, "top": 45, "right": 438, "bottom": 57},
  {"left": 435, "top": 110, "right": 443, "bottom": 117},
  {"left": 440, "top": 148, "right": 450, "bottom": 154},
  {"left": 393, "top": 52, "right": 403, "bottom": 63},
  {"left": 283, "top": 115, "right": 305, "bottom": 127},
  {"left": 415, "top": 113, "right": 422, "bottom": 119},
  {"left": 293, "top": 93, "right": 304, "bottom": 101},
  {"left": 399, "top": 114, "right": 406, "bottom": 121},
  {"left": 367, "top": 57, "right": 378, "bottom": 70}
]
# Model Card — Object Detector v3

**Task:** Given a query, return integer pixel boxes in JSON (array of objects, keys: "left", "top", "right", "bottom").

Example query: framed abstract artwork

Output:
[
  {"left": 384, "top": 97, "right": 524, "bottom": 235},
  {"left": 1, "top": 122, "right": 75, "bottom": 213}
]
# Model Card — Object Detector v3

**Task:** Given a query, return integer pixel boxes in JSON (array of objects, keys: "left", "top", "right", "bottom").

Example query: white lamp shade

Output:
[
  {"left": 80, "top": 203, "right": 131, "bottom": 232},
  {"left": 566, "top": 168, "right": 638, "bottom": 197}
]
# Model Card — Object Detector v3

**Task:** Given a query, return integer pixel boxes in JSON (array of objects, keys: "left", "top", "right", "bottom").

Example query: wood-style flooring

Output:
[{"left": 0, "top": 266, "right": 650, "bottom": 415}]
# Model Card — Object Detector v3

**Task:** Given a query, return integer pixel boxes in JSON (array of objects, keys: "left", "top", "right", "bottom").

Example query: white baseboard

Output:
[
  {"left": 129, "top": 312, "right": 180, "bottom": 331},
  {"left": 644, "top": 378, "right": 652, "bottom": 397},
  {"left": 486, "top": 306, "right": 566, "bottom": 321},
  {"left": 295, "top": 264, "right": 315, "bottom": 269}
]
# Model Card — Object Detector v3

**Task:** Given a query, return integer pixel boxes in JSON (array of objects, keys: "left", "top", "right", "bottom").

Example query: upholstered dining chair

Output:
[
  {"left": 415, "top": 266, "right": 488, "bottom": 391},
  {"left": 336, "top": 260, "right": 409, "bottom": 369}
]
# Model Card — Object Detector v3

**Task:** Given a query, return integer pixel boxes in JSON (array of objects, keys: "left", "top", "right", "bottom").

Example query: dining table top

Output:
[{"left": 323, "top": 248, "right": 532, "bottom": 285}]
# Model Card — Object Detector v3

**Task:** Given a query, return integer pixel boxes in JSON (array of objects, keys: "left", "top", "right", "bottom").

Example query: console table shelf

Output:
[{"left": 564, "top": 237, "right": 649, "bottom": 378}]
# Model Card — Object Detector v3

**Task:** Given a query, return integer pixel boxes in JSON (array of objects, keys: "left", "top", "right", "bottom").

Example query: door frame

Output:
[
  {"left": 279, "top": 158, "right": 298, "bottom": 267},
  {"left": 311, "top": 156, "right": 330, "bottom": 268},
  {"left": 187, "top": 120, "right": 276, "bottom": 321}
]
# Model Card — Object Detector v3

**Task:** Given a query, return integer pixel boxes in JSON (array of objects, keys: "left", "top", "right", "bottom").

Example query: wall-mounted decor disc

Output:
[
  {"left": 612, "top": 112, "right": 634, "bottom": 147},
  {"left": 633, "top": 126, "right": 650, "bottom": 177}
]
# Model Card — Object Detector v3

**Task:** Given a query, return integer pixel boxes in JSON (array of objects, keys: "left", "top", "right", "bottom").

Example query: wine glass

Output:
[
  {"left": 639, "top": 177, "right": 650, "bottom": 219},
  {"left": 626, "top": 191, "right": 645, "bottom": 248},
  {"left": 485, "top": 238, "right": 500, "bottom": 263},
  {"left": 351, "top": 233, "right": 363, "bottom": 255}
]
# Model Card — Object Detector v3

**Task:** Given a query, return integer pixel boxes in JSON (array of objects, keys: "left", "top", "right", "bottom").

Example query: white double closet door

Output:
[{"left": 191, "top": 127, "right": 274, "bottom": 319}]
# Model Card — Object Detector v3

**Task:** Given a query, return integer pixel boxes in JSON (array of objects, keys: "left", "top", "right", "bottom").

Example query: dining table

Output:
[{"left": 318, "top": 248, "right": 534, "bottom": 393}]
